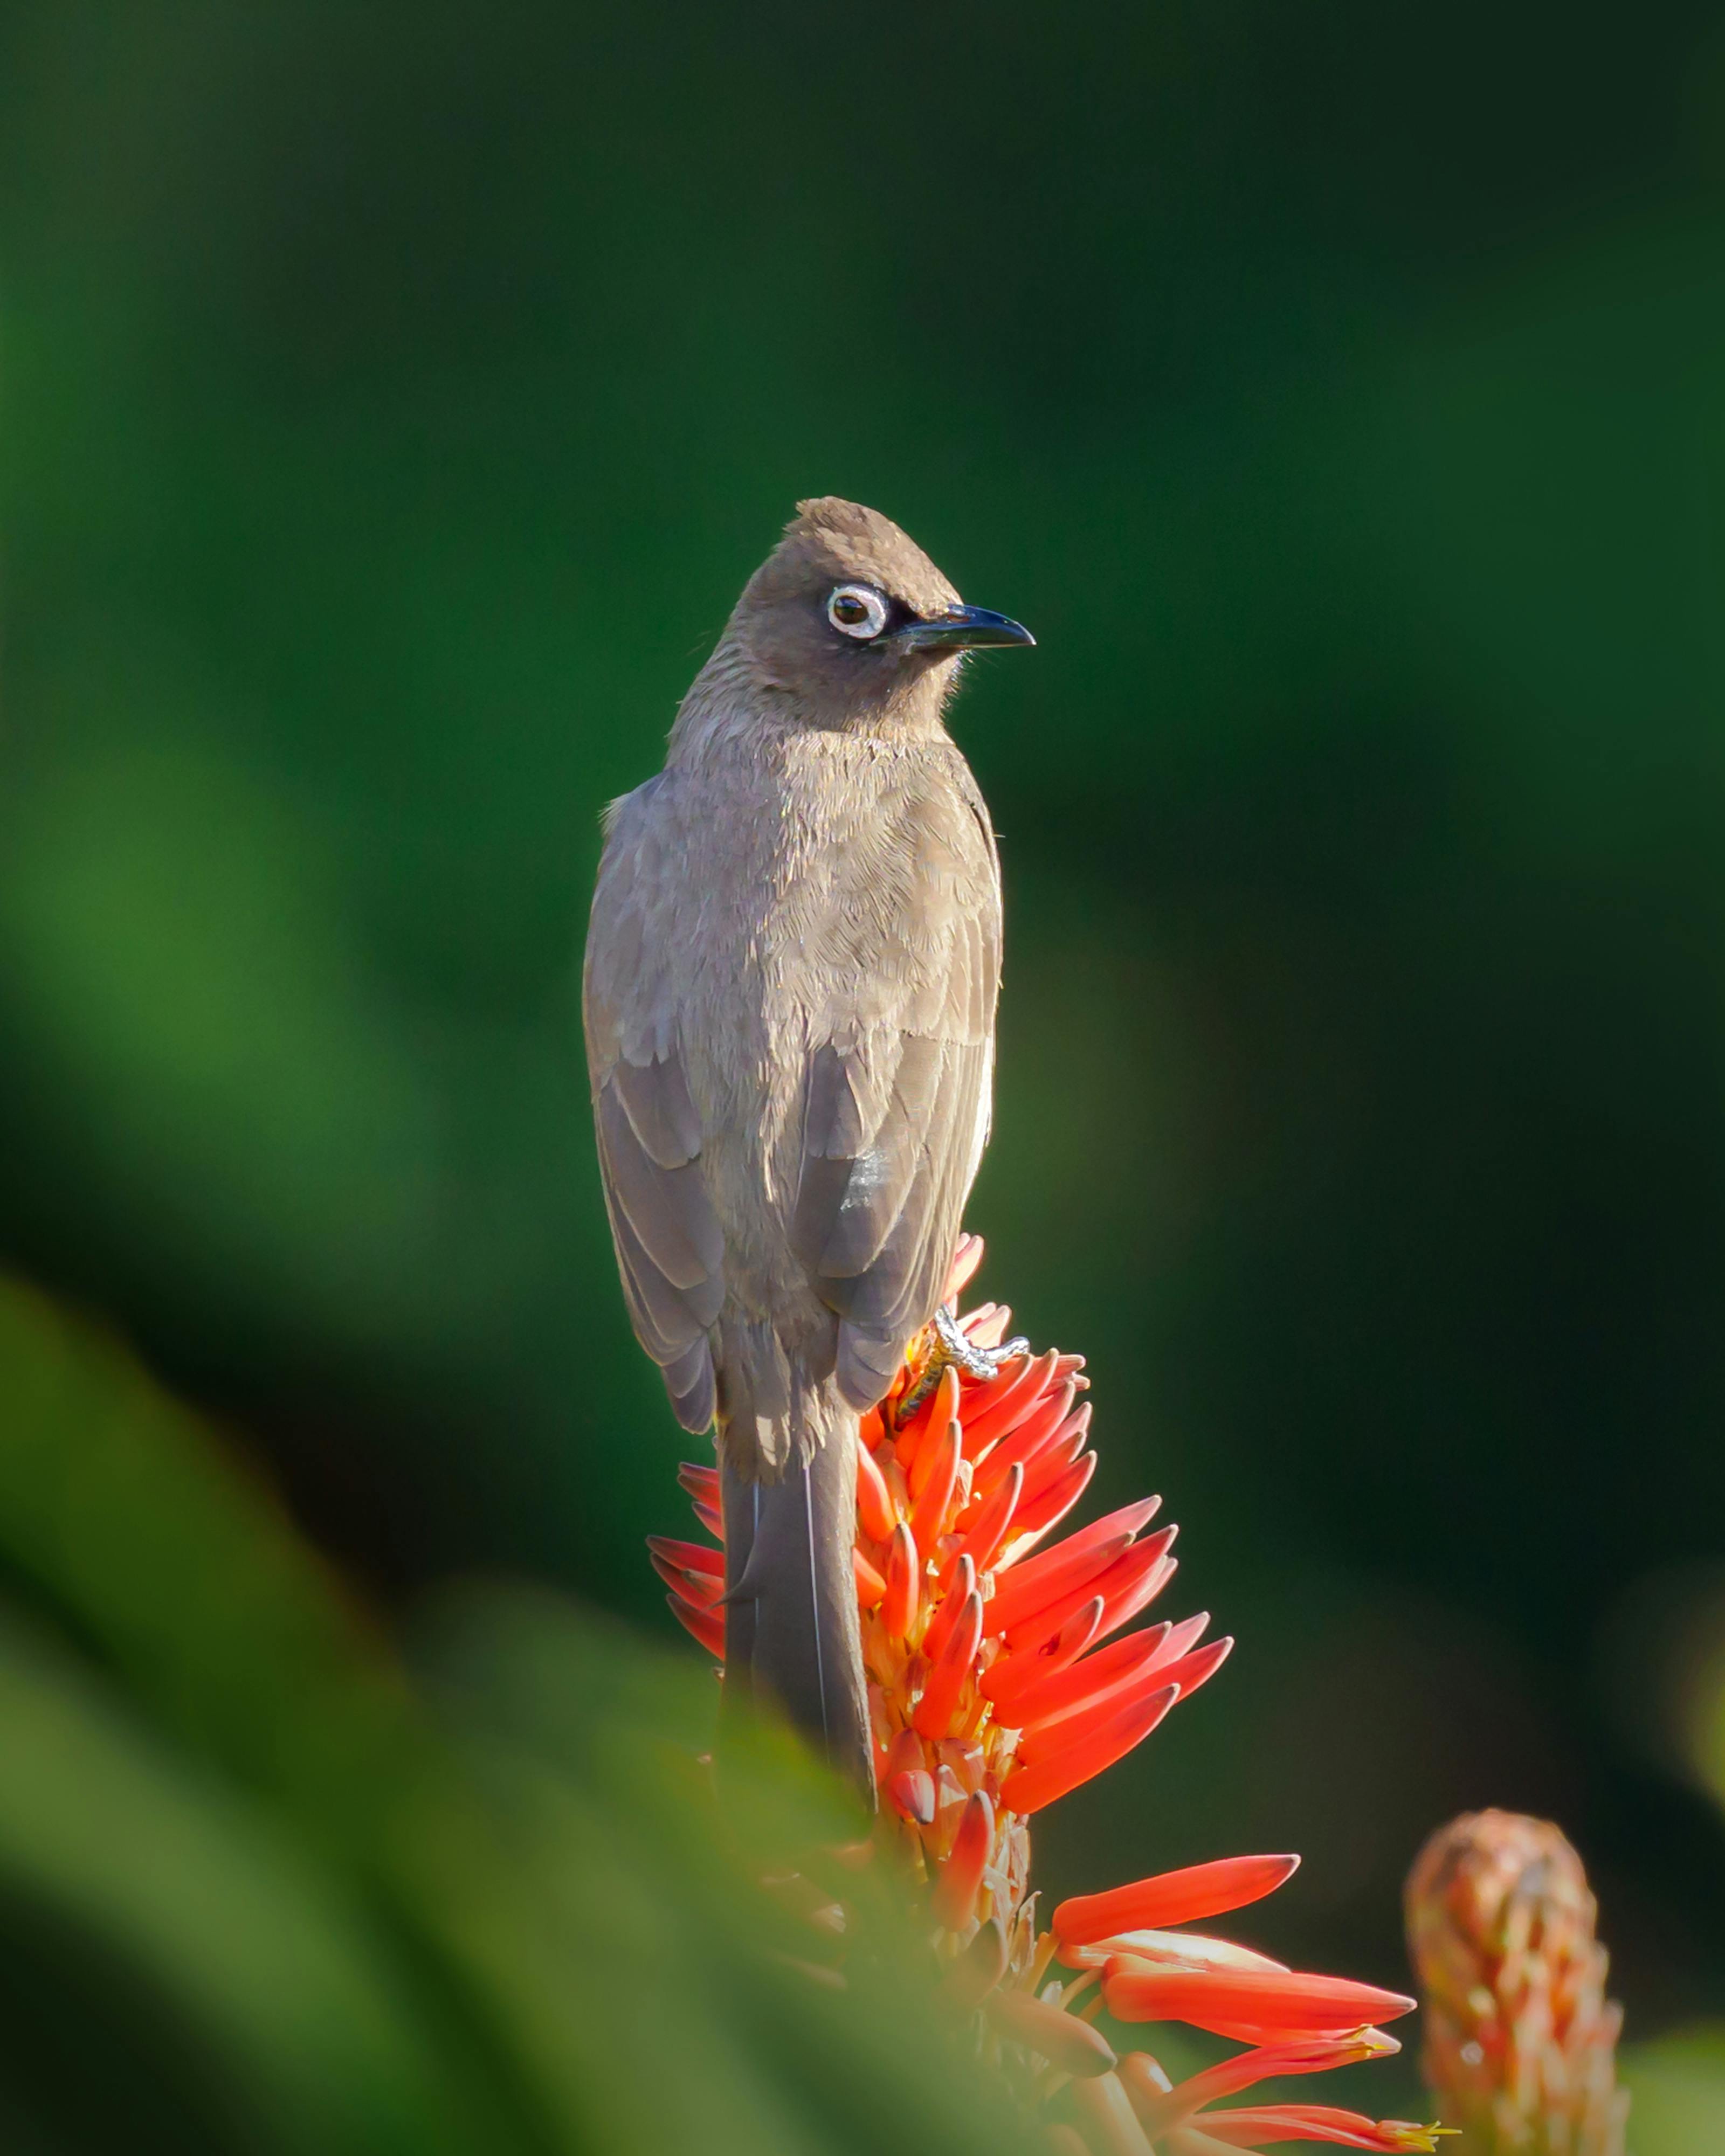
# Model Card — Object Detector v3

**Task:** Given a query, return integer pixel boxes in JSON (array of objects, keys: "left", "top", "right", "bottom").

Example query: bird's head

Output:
[{"left": 726, "top": 496, "right": 1033, "bottom": 732}]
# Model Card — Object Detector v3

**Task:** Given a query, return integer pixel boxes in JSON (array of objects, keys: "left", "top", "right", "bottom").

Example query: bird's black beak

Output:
[{"left": 895, "top": 604, "right": 1036, "bottom": 652}]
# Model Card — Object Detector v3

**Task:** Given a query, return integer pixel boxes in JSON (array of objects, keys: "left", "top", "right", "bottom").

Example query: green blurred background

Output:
[{"left": 3, "top": 0, "right": 1725, "bottom": 2124}]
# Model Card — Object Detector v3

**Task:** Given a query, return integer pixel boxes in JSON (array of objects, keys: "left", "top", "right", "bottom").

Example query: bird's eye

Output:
[{"left": 826, "top": 584, "right": 889, "bottom": 640}]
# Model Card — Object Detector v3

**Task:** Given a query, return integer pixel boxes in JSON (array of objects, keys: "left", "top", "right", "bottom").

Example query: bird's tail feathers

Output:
[{"left": 719, "top": 1382, "right": 872, "bottom": 1799}]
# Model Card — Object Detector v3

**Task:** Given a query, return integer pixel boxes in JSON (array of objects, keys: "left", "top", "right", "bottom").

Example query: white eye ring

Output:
[{"left": 826, "top": 584, "right": 889, "bottom": 640}]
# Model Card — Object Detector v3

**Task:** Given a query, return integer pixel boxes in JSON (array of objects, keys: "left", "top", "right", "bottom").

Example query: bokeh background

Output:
[{"left": 4, "top": 0, "right": 1725, "bottom": 2136}]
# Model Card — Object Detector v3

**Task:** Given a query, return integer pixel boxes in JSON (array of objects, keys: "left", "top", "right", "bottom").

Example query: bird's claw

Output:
[
  {"left": 894, "top": 1303, "right": 1031, "bottom": 1425},
  {"left": 932, "top": 1300, "right": 1030, "bottom": 1381}
]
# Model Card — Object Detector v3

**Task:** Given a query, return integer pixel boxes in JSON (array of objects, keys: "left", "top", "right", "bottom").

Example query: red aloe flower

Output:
[
  {"left": 1161, "top": 2105, "right": 1452, "bottom": 2150},
  {"left": 652, "top": 1236, "right": 1444, "bottom": 2152}
]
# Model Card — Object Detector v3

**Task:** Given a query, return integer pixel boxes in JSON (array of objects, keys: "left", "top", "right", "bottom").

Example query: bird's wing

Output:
[
  {"left": 791, "top": 765, "right": 1001, "bottom": 1409},
  {"left": 584, "top": 778, "right": 724, "bottom": 1433}
]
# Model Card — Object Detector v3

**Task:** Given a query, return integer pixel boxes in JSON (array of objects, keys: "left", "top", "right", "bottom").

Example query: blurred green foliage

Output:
[
  {"left": 1, "top": 0, "right": 1723, "bottom": 2082},
  {"left": 1623, "top": 2027, "right": 1725, "bottom": 2150},
  {"left": 0, "top": 1275, "right": 1034, "bottom": 2155}
]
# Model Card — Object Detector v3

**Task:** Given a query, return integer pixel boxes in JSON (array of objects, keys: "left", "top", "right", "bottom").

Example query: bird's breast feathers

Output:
[
  {"left": 585, "top": 734, "right": 1001, "bottom": 1287},
  {"left": 594, "top": 738, "right": 997, "bottom": 1019}
]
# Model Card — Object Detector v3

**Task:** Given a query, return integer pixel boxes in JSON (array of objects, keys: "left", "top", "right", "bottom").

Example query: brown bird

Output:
[{"left": 583, "top": 497, "right": 1033, "bottom": 1790}]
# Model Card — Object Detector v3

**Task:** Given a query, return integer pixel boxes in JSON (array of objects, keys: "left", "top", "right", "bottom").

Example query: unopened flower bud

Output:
[{"left": 1405, "top": 1810, "right": 1627, "bottom": 2156}]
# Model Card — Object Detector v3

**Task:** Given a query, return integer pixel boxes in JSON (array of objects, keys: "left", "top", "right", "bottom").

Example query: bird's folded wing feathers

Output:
[
  {"left": 793, "top": 778, "right": 1000, "bottom": 1404},
  {"left": 585, "top": 765, "right": 999, "bottom": 1429},
  {"left": 585, "top": 783, "right": 723, "bottom": 1433}
]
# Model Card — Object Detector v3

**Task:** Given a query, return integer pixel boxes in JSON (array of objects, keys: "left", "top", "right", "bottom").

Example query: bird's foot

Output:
[
  {"left": 931, "top": 1300, "right": 1031, "bottom": 1382},
  {"left": 893, "top": 1303, "right": 1031, "bottom": 1425}
]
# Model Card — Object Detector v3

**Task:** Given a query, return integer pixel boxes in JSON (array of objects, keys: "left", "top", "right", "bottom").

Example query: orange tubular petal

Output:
[
  {"left": 925, "top": 1556, "right": 977, "bottom": 1660},
  {"left": 974, "top": 1393, "right": 1087, "bottom": 1497},
  {"left": 987, "top": 1991, "right": 1119, "bottom": 2079},
  {"left": 960, "top": 1349, "right": 1063, "bottom": 1459},
  {"left": 999, "top": 1684, "right": 1179, "bottom": 1814},
  {"left": 1144, "top": 1636, "right": 1233, "bottom": 1704},
  {"left": 1067, "top": 2071, "right": 1155, "bottom": 2155},
  {"left": 1041, "top": 1635, "right": 1231, "bottom": 1737},
  {"left": 982, "top": 1595, "right": 1107, "bottom": 1712},
  {"left": 986, "top": 1528, "right": 1136, "bottom": 1641},
  {"left": 1006, "top": 1448, "right": 1100, "bottom": 1546},
  {"left": 854, "top": 1547, "right": 886, "bottom": 1611},
  {"left": 1201, "top": 2023, "right": 1374, "bottom": 2048},
  {"left": 964, "top": 1304, "right": 1012, "bottom": 1350},
  {"left": 933, "top": 1789, "right": 994, "bottom": 1930},
  {"left": 1178, "top": 2106, "right": 1445, "bottom": 2151},
  {"left": 1055, "top": 1855, "right": 1302, "bottom": 1948},
  {"left": 887, "top": 1768, "right": 937, "bottom": 1825},
  {"left": 668, "top": 1594, "right": 725, "bottom": 1659},
  {"left": 1123, "top": 2034, "right": 1400, "bottom": 2138},
  {"left": 1145, "top": 1610, "right": 1212, "bottom": 1669},
  {"left": 1006, "top": 1528, "right": 1178, "bottom": 1655},
  {"left": 944, "top": 1233, "right": 986, "bottom": 1303},
  {"left": 1089, "top": 1931, "right": 1289, "bottom": 1977},
  {"left": 913, "top": 1589, "right": 985, "bottom": 1738},
  {"left": 898, "top": 1366, "right": 960, "bottom": 1475},
  {"left": 650, "top": 1552, "right": 722, "bottom": 1607},
  {"left": 908, "top": 1415, "right": 962, "bottom": 1544},
  {"left": 882, "top": 1523, "right": 920, "bottom": 1641},
  {"left": 1093, "top": 1549, "right": 1180, "bottom": 1640},
  {"left": 996, "top": 1498, "right": 1163, "bottom": 1595},
  {"left": 953, "top": 1346, "right": 1038, "bottom": 1435},
  {"left": 646, "top": 1535, "right": 723, "bottom": 1579},
  {"left": 1102, "top": 1964, "right": 1417, "bottom": 2041},
  {"left": 1014, "top": 1415, "right": 1088, "bottom": 1504},
  {"left": 692, "top": 1498, "right": 724, "bottom": 1542},
  {"left": 1016, "top": 1658, "right": 1195, "bottom": 1766},
  {"left": 676, "top": 1462, "right": 719, "bottom": 1503},
  {"left": 1117, "top": 2051, "right": 1176, "bottom": 2129},
  {"left": 884, "top": 1726, "right": 924, "bottom": 1777},
  {"left": 855, "top": 1441, "right": 897, "bottom": 1543},
  {"left": 1005, "top": 1626, "right": 1179, "bottom": 1733},
  {"left": 954, "top": 1461, "right": 1022, "bottom": 1576},
  {"left": 1018, "top": 1635, "right": 1231, "bottom": 1751},
  {"left": 972, "top": 1379, "right": 1078, "bottom": 1485}
]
